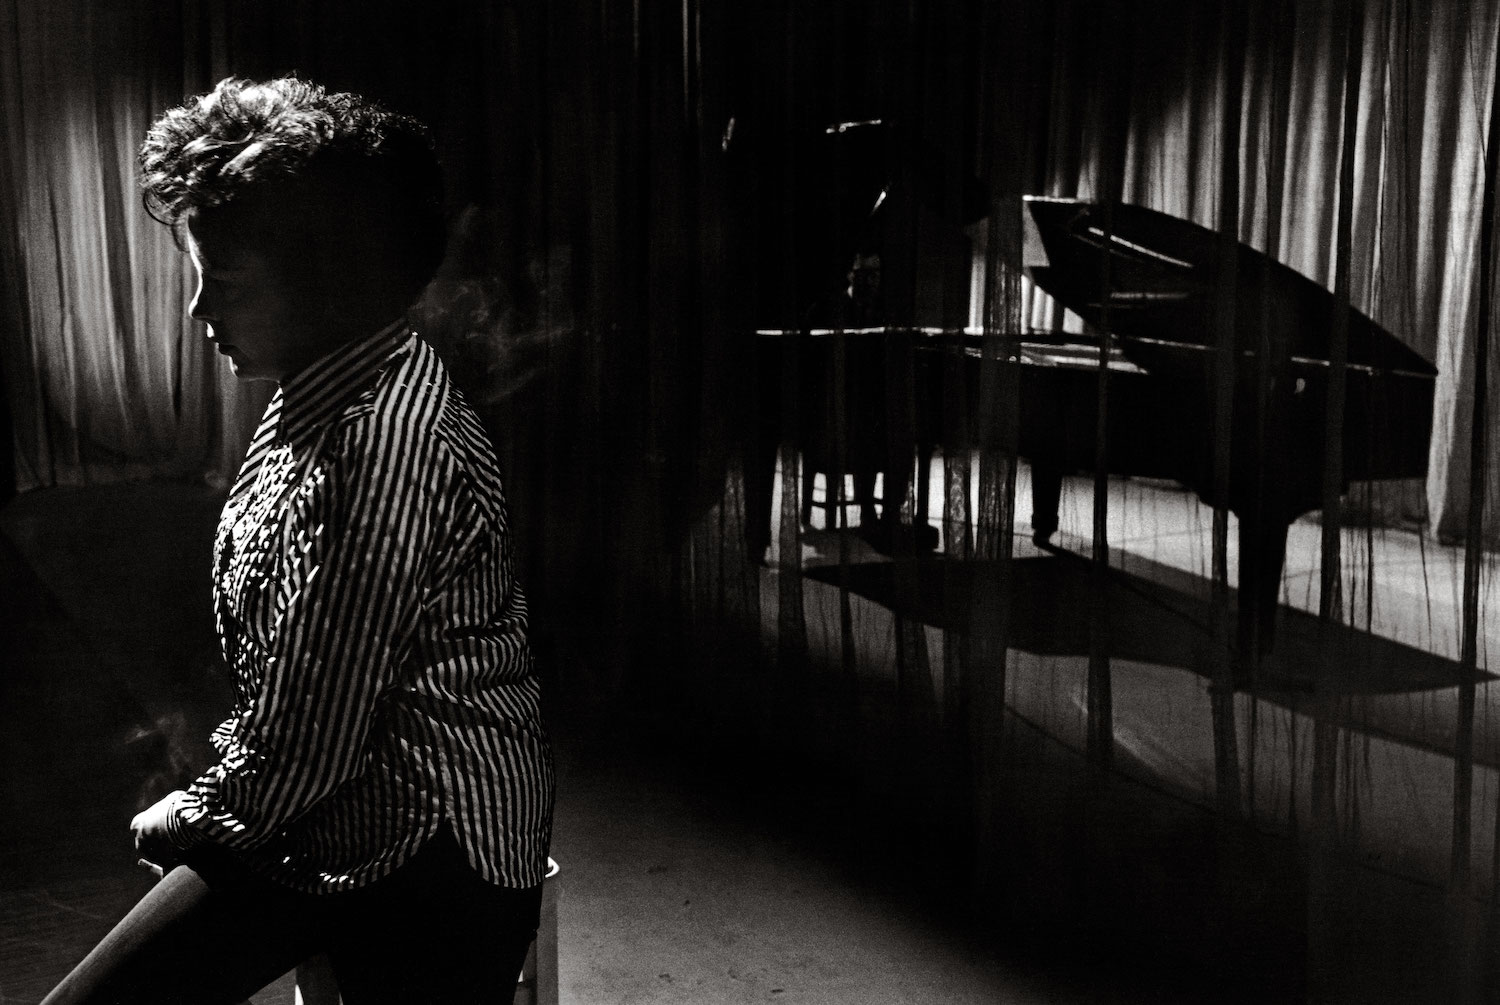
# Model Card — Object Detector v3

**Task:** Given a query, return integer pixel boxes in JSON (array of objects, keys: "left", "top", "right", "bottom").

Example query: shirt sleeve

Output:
[{"left": 170, "top": 418, "right": 443, "bottom": 851}]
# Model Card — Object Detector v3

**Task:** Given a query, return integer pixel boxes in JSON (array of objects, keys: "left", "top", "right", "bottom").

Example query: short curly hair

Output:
[{"left": 140, "top": 76, "right": 446, "bottom": 314}]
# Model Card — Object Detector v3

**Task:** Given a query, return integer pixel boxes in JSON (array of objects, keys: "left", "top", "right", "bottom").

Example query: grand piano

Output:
[{"left": 746, "top": 195, "right": 1438, "bottom": 656}]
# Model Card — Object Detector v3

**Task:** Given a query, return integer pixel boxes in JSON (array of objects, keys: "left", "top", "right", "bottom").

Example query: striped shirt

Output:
[{"left": 165, "top": 320, "right": 555, "bottom": 894}]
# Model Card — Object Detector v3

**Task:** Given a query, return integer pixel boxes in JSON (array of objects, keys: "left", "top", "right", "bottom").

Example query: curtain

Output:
[
  {"left": 5, "top": 0, "right": 1500, "bottom": 995},
  {"left": 1033, "top": 0, "right": 1499, "bottom": 543},
  {"left": 0, "top": 1, "right": 266, "bottom": 490},
  {"left": 5, "top": 3, "right": 1492, "bottom": 551},
  {"left": 712, "top": 0, "right": 1500, "bottom": 994},
  {"left": 1010, "top": 3, "right": 1500, "bottom": 994}
]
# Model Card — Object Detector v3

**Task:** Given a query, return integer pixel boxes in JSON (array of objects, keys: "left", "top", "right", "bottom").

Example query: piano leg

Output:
[
  {"left": 1236, "top": 515, "right": 1288, "bottom": 660},
  {"left": 1029, "top": 461, "right": 1064, "bottom": 545}
]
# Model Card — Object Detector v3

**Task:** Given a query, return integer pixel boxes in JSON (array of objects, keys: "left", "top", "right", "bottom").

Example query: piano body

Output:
[{"left": 746, "top": 196, "right": 1438, "bottom": 656}]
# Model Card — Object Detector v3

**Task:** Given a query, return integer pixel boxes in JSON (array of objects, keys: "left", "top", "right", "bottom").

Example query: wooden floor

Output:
[
  {"left": 1, "top": 482, "right": 1126, "bottom": 1005},
  {"left": 10, "top": 472, "right": 1494, "bottom": 1002}
]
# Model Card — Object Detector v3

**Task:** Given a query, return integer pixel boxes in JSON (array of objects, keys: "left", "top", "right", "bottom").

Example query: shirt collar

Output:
[{"left": 277, "top": 318, "right": 411, "bottom": 446}]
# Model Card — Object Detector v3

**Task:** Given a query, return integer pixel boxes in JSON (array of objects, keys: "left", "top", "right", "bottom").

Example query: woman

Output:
[{"left": 44, "top": 76, "right": 555, "bottom": 1004}]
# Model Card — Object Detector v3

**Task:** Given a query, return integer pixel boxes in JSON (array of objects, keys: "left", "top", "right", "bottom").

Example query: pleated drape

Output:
[
  {"left": 0, "top": 1, "right": 264, "bottom": 490},
  {"left": 6, "top": 0, "right": 1500, "bottom": 991}
]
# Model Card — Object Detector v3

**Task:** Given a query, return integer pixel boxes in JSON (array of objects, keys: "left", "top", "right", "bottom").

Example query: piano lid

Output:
[{"left": 1023, "top": 197, "right": 1438, "bottom": 379}]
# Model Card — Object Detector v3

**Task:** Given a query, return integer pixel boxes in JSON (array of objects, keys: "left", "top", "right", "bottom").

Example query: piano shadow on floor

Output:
[{"left": 801, "top": 550, "right": 1489, "bottom": 698}]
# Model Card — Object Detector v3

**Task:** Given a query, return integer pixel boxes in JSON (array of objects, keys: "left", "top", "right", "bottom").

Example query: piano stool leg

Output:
[
  {"left": 916, "top": 443, "right": 934, "bottom": 529},
  {"left": 516, "top": 857, "right": 560, "bottom": 1005},
  {"left": 853, "top": 468, "right": 878, "bottom": 527},
  {"left": 802, "top": 469, "right": 866, "bottom": 530},
  {"left": 291, "top": 857, "right": 560, "bottom": 1005},
  {"left": 293, "top": 956, "right": 340, "bottom": 1005},
  {"left": 910, "top": 445, "right": 938, "bottom": 550}
]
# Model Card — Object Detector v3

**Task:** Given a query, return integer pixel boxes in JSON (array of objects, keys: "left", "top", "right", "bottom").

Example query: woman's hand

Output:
[{"left": 131, "top": 790, "right": 186, "bottom": 871}]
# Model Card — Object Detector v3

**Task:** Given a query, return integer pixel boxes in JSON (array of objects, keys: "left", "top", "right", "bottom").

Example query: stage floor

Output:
[{"left": 1, "top": 480, "right": 1181, "bottom": 1005}]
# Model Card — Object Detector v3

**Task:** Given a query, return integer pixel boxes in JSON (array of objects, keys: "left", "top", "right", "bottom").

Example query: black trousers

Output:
[{"left": 42, "top": 830, "right": 544, "bottom": 1005}]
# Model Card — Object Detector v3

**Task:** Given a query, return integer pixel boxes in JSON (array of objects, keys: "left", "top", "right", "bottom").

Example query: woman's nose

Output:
[{"left": 189, "top": 278, "right": 215, "bottom": 324}]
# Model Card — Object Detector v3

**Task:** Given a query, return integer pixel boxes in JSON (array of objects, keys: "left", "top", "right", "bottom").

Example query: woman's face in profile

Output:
[{"left": 186, "top": 216, "right": 336, "bottom": 383}]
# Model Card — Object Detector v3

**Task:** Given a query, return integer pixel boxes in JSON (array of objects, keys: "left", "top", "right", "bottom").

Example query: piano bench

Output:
[
  {"left": 292, "top": 856, "right": 560, "bottom": 1005},
  {"left": 801, "top": 468, "right": 884, "bottom": 528}
]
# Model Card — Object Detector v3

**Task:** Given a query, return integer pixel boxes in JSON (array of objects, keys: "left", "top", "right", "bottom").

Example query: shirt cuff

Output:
[{"left": 164, "top": 790, "right": 207, "bottom": 851}]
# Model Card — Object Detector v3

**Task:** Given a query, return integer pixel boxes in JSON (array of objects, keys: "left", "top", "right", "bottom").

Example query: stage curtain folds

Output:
[
  {"left": 0, "top": 1, "right": 266, "bottom": 491},
  {"left": 4, "top": 0, "right": 1500, "bottom": 992},
  {"left": 1033, "top": 0, "right": 1500, "bottom": 542}
]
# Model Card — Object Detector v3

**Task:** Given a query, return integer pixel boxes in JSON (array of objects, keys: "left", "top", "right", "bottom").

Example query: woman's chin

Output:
[{"left": 223, "top": 354, "right": 274, "bottom": 382}]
